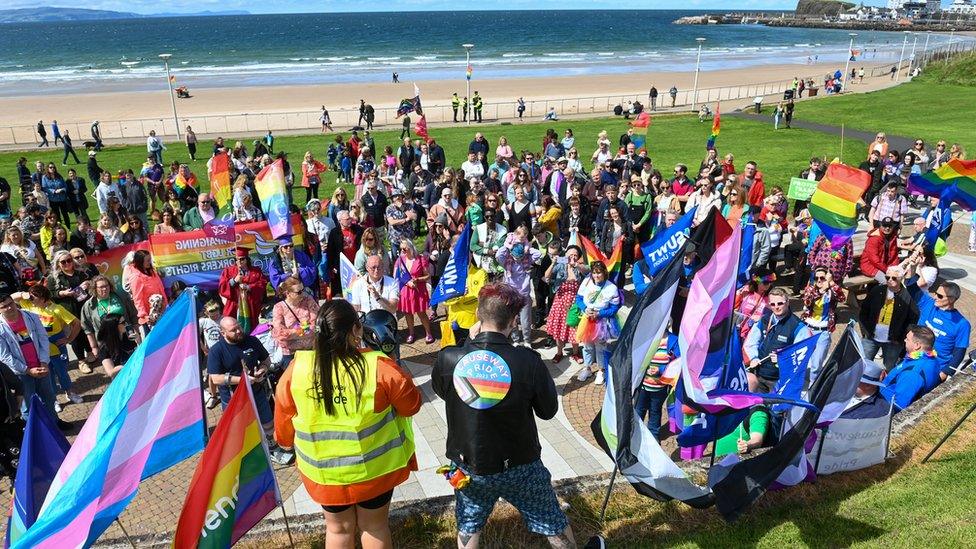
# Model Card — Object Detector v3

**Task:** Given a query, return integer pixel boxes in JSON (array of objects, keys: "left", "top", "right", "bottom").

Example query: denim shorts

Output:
[{"left": 455, "top": 460, "right": 568, "bottom": 537}]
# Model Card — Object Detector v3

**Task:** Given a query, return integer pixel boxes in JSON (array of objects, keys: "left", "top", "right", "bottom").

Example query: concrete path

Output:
[{"left": 726, "top": 111, "right": 916, "bottom": 154}]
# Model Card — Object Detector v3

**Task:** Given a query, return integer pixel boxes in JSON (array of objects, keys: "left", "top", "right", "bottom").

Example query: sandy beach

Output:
[{"left": 0, "top": 60, "right": 889, "bottom": 130}]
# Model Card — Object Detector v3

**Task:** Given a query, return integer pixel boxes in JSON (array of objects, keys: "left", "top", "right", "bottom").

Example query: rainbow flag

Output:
[
  {"left": 908, "top": 159, "right": 976, "bottom": 211},
  {"left": 578, "top": 234, "right": 623, "bottom": 277},
  {"left": 14, "top": 292, "right": 205, "bottom": 548},
  {"left": 208, "top": 153, "right": 232, "bottom": 210},
  {"left": 172, "top": 377, "right": 280, "bottom": 548},
  {"left": 706, "top": 103, "right": 721, "bottom": 150},
  {"left": 254, "top": 158, "right": 290, "bottom": 239},
  {"left": 808, "top": 162, "right": 871, "bottom": 249},
  {"left": 629, "top": 111, "right": 651, "bottom": 150},
  {"left": 173, "top": 171, "right": 194, "bottom": 196},
  {"left": 465, "top": 64, "right": 472, "bottom": 80}
]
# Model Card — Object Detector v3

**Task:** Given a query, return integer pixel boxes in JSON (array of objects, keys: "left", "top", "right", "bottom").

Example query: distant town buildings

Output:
[{"left": 947, "top": 0, "right": 976, "bottom": 15}]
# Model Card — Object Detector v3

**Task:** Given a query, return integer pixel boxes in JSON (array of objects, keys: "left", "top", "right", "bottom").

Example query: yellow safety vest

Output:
[
  {"left": 289, "top": 350, "right": 415, "bottom": 485},
  {"left": 451, "top": 96, "right": 460, "bottom": 108}
]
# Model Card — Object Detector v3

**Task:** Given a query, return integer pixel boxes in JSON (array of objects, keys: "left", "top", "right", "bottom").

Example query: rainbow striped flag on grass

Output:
[
  {"left": 629, "top": 111, "right": 651, "bottom": 150},
  {"left": 908, "top": 159, "right": 976, "bottom": 211},
  {"left": 808, "top": 162, "right": 871, "bottom": 249},
  {"left": 172, "top": 376, "right": 280, "bottom": 548}
]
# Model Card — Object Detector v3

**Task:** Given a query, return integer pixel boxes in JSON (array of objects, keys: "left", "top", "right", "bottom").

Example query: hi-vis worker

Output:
[
  {"left": 451, "top": 93, "right": 461, "bottom": 123},
  {"left": 275, "top": 299, "right": 421, "bottom": 548}
]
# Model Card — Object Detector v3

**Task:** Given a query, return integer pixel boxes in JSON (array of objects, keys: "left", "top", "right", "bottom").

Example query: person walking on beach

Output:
[
  {"left": 364, "top": 102, "right": 375, "bottom": 130},
  {"left": 649, "top": 85, "right": 658, "bottom": 111},
  {"left": 669, "top": 85, "right": 678, "bottom": 108},
  {"left": 90, "top": 120, "right": 103, "bottom": 151},
  {"left": 392, "top": 71, "right": 399, "bottom": 83},
  {"left": 452, "top": 93, "right": 461, "bottom": 123},
  {"left": 516, "top": 97, "right": 526, "bottom": 120},
  {"left": 358, "top": 99, "right": 367, "bottom": 127},
  {"left": 37, "top": 121, "right": 49, "bottom": 148},
  {"left": 858, "top": 67, "right": 865, "bottom": 83},
  {"left": 61, "top": 130, "right": 81, "bottom": 165},
  {"left": 52, "top": 120, "right": 64, "bottom": 146},
  {"left": 890, "top": 66, "right": 897, "bottom": 80}
]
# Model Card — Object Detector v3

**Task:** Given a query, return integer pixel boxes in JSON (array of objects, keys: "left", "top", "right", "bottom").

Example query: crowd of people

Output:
[{"left": 0, "top": 118, "right": 972, "bottom": 549}]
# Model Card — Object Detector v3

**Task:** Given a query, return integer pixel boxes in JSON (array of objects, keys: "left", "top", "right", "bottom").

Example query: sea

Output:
[{"left": 0, "top": 10, "right": 959, "bottom": 96}]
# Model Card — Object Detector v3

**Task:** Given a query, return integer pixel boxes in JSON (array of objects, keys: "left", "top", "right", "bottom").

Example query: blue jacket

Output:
[
  {"left": 41, "top": 174, "right": 68, "bottom": 203},
  {"left": 268, "top": 249, "right": 318, "bottom": 291},
  {"left": 881, "top": 353, "right": 941, "bottom": 411}
]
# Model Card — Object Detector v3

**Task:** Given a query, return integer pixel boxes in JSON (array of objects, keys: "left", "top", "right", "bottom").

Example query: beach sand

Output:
[{"left": 0, "top": 60, "right": 889, "bottom": 130}]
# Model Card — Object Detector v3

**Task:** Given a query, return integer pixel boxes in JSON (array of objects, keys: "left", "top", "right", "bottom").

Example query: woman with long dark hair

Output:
[
  {"left": 274, "top": 299, "right": 421, "bottom": 549},
  {"left": 96, "top": 314, "right": 136, "bottom": 378}
]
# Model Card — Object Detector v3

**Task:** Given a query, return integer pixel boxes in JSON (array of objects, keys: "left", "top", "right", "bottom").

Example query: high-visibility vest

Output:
[
  {"left": 289, "top": 350, "right": 415, "bottom": 485},
  {"left": 451, "top": 96, "right": 460, "bottom": 108}
]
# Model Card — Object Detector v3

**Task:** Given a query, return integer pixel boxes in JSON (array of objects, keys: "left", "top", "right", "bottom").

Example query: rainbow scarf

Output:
[
  {"left": 172, "top": 377, "right": 280, "bottom": 548},
  {"left": 809, "top": 162, "right": 871, "bottom": 249},
  {"left": 908, "top": 159, "right": 976, "bottom": 211},
  {"left": 578, "top": 234, "right": 622, "bottom": 278},
  {"left": 173, "top": 171, "right": 191, "bottom": 195},
  {"left": 706, "top": 103, "right": 720, "bottom": 150},
  {"left": 907, "top": 349, "right": 938, "bottom": 360}
]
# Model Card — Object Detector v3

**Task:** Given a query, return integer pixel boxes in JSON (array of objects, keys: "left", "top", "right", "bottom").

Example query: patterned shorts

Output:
[{"left": 454, "top": 459, "right": 569, "bottom": 536}]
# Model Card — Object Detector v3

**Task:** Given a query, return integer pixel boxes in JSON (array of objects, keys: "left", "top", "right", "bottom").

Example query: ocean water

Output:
[{"left": 0, "top": 10, "right": 957, "bottom": 96}]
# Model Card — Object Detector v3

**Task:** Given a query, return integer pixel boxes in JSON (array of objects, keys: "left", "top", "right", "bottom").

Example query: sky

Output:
[{"left": 3, "top": 0, "right": 918, "bottom": 16}]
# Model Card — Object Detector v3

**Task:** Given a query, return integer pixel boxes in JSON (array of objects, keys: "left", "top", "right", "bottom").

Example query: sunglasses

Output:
[
  {"left": 59, "top": 259, "right": 73, "bottom": 264},
  {"left": 768, "top": 301, "right": 787, "bottom": 307},
  {"left": 886, "top": 276, "right": 900, "bottom": 281},
  {"left": 815, "top": 276, "right": 826, "bottom": 282},
  {"left": 935, "top": 293, "right": 948, "bottom": 299}
]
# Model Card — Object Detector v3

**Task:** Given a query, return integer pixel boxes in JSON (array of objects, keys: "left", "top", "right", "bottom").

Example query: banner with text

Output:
[
  {"left": 787, "top": 177, "right": 818, "bottom": 201},
  {"left": 810, "top": 410, "right": 893, "bottom": 476},
  {"left": 88, "top": 241, "right": 151, "bottom": 296},
  {"left": 150, "top": 215, "right": 304, "bottom": 290}
]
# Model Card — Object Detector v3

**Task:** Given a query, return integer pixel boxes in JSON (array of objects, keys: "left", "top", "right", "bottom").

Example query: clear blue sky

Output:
[{"left": 7, "top": 1, "right": 914, "bottom": 15}]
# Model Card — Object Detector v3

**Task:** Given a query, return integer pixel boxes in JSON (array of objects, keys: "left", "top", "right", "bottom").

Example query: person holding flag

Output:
[
  {"left": 495, "top": 226, "right": 541, "bottom": 347},
  {"left": 218, "top": 246, "right": 269, "bottom": 334},
  {"left": 395, "top": 240, "right": 434, "bottom": 344},
  {"left": 274, "top": 299, "right": 421, "bottom": 549},
  {"left": 744, "top": 287, "right": 813, "bottom": 393}
]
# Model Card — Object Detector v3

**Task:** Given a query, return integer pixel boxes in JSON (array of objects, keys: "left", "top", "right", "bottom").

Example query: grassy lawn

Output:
[
  {"left": 249, "top": 384, "right": 976, "bottom": 548},
  {"left": 1, "top": 113, "right": 866, "bottom": 223},
  {"left": 797, "top": 53, "right": 976, "bottom": 152}
]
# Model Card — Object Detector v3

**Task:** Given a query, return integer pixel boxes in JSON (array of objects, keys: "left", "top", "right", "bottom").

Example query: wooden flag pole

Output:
[{"left": 114, "top": 517, "right": 138, "bottom": 549}]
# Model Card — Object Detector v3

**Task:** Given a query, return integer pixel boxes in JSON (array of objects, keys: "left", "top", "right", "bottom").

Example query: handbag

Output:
[{"left": 566, "top": 302, "right": 582, "bottom": 327}]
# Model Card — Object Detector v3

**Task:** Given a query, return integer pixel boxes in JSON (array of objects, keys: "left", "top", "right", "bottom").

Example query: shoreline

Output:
[{"left": 0, "top": 60, "right": 887, "bottom": 129}]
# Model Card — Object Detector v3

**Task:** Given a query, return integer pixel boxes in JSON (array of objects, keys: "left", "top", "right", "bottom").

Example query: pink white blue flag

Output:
[{"left": 14, "top": 292, "right": 205, "bottom": 548}]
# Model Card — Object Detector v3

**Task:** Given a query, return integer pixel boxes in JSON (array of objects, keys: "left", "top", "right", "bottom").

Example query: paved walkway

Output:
[{"left": 726, "top": 111, "right": 916, "bottom": 154}]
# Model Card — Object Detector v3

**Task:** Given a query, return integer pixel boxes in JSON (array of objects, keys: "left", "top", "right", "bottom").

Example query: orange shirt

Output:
[{"left": 274, "top": 352, "right": 422, "bottom": 506}]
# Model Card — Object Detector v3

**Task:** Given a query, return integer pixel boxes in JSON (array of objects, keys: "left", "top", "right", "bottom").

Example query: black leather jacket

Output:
[{"left": 432, "top": 331, "right": 558, "bottom": 475}]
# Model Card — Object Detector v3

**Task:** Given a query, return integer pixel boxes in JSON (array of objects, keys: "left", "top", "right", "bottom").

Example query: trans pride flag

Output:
[
  {"left": 13, "top": 292, "right": 205, "bottom": 548},
  {"left": 208, "top": 153, "right": 232, "bottom": 210},
  {"left": 808, "top": 162, "right": 871, "bottom": 249},
  {"left": 908, "top": 159, "right": 976, "bottom": 211},
  {"left": 629, "top": 111, "right": 651, "bottom": 150},
  {"left": 172, "top": 377, "right": 280, "bottom": 548},
  {"left": 254, "top": 158, "right": 290, "bottom": 239}
]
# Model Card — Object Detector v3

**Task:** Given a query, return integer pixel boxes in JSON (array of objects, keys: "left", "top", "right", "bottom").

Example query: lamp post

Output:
[
  {"left": 947, "top": 28, "right": 955, "bottom": 63},
  {"left": 691, "top": 37, "right": 706, "bottom": 112},
  {"left": 922, "top": 30, "right": 932, "bottom": 68},
  {"left": 896, "top": 31, "right": 910, "bottom": 82},
  {"left": 907, "top": 32, "right": 919, "bottom": 77},
  {"left": 843, "top": 33, "right": 857, "bottom": 91},
  {"left": 462, "top": 43, "right": 474, "bottom": 126},
  {"left": 159, "top": 53, "right": 180, "bottom": 139}
]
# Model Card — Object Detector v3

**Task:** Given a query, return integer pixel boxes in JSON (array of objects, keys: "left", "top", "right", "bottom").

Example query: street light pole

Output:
[
  {"left": 947, "top": 28, "right": 955, "bottom": 63},
  {"left": 843, "top": 33, "right": 857, "bottom": 91},
  {"left": 462, "top": 43, "right": 474, "bottom": 127},
  {"left": 159, "top": 53, "right": 180, "bottom": 140},
  {"left": 907, "top": 32, "right": 919, "bottom": 77},
  {"left": 691, "top": 37, "right": 706, "bottom": 112},
  {"left": 922, "top": 30, "right": 932, "bottom": 68},
  {"left": 896, "top": 31, "right": 910, "bottom": 82}
]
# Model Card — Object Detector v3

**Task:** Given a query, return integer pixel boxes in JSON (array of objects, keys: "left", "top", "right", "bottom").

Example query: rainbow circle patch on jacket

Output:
[{"left": 453, "top": 350, "right": 512, "bottom": 409}]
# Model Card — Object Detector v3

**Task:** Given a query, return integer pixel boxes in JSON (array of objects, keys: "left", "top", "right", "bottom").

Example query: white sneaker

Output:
[
  {"left": 576, "top": 367, "right": 591, "bottom": 382},
  {"left": 54, "top": 401, "right": 63, "bottom": 413},
  {"left": 66, "top": 391, "right": 83, "bottom": 405},
  {"left": 595, "top": 371, "right": 605, "bottom": 385}
]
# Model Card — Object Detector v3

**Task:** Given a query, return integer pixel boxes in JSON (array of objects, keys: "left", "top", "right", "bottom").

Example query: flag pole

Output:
[
  {"left": 597, "top": 462, "right": 620, "bottom": 524},
  {"left": 114, "top": 517, "right": 138, "bottom": 549},
  {"left": 278, "top": 500, "right": 297, "bottom": 548},
  {"left": 190, "top": 288, "right": 210, "bottom": 444},
  {"left": 839, "top": 124, "right": 845, "bottom": 162}
]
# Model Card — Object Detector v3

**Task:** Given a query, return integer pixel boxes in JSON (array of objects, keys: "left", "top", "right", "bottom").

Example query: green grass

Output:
[
  {"left": 2, "top": 113, "right": 866, "bottom": 223},
  {"left": 914, "top": 51, "right": 976, "bottom": 87},
  {"left": 798, "top": 73, "right": 976, "bottom": 152}
]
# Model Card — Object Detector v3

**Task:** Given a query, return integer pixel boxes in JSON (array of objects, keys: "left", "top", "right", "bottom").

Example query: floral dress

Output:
[
  {"left": 385, "top": 203, "right": 414, "bottom": 253},
  {"left": 546, "top": 263, "right": 586, "bottom": 343}
]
